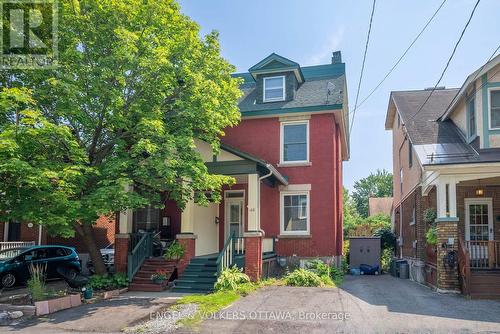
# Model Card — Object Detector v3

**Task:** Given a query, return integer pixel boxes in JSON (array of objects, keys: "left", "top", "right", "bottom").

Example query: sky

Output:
[{"left": 178, "top": 0, "right": 500, "bottom": 190}]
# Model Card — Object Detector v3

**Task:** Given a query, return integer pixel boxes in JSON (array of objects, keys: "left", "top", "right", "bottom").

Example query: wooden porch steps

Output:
[
  {"left": 171, "top": 255, "right": 218, "bottom": 294},
  {"left": 128, "top": 258, "right": 177, "bottom": 292},
  {"left": 469, "top": 270, "right": 500, "bottom": 299}
]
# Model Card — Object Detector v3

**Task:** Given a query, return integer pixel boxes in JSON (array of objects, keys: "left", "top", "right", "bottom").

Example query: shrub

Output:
[
  {"left": 214, "top": 266, "right": 250, "bottom": 291},
  {"left": 27, "top": 263, "right": 47, "bottom": 302},
  {"left": 380, "top": 248, "right": 393, "bottom": 272},
  {"left": 373, "top": 226, "right": 397, "bottom": 251},
  {"left": 284, "top": 269, "right": 322, "bottom": 287},
  {"left": 164, "top": 241, "right": 185, "bottom": 261},
  {"left": 306, "top": 259, "right": 331, "bottom": 277},
  {"left": 88, "top": 273, "right": 129, "bottom": 290}
]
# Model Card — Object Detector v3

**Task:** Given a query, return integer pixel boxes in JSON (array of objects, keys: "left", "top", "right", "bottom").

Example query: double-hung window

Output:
[
  {"left": 490, "top": 89, "right": 500, "bottom": 129},
  {"left": 263, "top": 76, "right": 285, "bottom": 102},
  {"left": 467, "top": 97, "right": 476, "bottom": 138},
  {"left": 280, "top": 192, "right": 310, "bottom": 235},
  {"left": 281, "top": 121, "right": 309, "bottom": 163}
]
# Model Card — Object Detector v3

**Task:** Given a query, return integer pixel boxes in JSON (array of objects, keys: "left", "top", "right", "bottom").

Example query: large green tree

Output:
[
  {"left": 0, "top": 0, "right": 241, "bottom": 274},
  {"left": 352, "top": 169, "right": 393, "bottom": 218}
]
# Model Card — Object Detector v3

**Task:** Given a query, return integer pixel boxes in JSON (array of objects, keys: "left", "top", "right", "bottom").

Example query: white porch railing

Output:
[{"left": 0, "top": 241, "right": 36, "bottom": 251}]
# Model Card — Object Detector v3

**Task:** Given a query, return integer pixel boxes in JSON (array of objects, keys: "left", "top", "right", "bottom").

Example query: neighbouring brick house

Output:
[
  {"left": 0, "top": 217, "right": 116, "bottom": 253},
  {"left": 115, "top": 52, "right": 350, "bottom": 292},
  {"left": 386, "top": 55, "right": 500, "bottom": 298}
]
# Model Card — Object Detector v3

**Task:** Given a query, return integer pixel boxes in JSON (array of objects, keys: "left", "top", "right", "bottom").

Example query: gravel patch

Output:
[{"left": 124, "top": 303, "right": 198, "bottom": 334}]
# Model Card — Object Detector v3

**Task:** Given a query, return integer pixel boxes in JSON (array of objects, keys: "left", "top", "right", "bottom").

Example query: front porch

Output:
[
  {"left": 114, "top": 141, "right": 287, "bottom": 291},
  {"left": 422, "top": 168, "right": 500, "bottom": 297}
]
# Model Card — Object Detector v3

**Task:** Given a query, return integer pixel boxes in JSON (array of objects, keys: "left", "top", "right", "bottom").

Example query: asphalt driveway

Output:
[{"left": 180, "top": 275, "right": 500, "bottom": 334}]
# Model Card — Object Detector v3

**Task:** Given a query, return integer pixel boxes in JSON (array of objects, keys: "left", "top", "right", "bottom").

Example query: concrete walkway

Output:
[
  {"left": 178, "top": 275, "right": 500, "bottom": 334},
  {"left": 3, "top": 294, "right": 183, "bottom": 334}
]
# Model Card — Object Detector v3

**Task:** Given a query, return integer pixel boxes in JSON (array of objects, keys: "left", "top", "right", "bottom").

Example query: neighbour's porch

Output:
[{"left": 423, "top": 169, "right": 500, "bottom": 297}]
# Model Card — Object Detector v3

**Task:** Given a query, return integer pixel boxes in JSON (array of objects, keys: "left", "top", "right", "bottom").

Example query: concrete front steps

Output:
[
  {"left": 128, "top": 258, "right": 177, "bottom": 292},
  {"left": 171, "top": 255, "right": 218, "bottom": 293},
  {"left": 469, "top": 270, "right": 500, "bottom": 299}
]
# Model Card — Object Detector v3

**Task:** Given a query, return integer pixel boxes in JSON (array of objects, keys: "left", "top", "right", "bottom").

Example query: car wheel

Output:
[{"left": 1, "top": 272, "right": 16, "bottom": 288}]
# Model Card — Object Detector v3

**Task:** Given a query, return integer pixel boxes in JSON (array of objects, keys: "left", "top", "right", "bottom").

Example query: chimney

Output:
[{"left": 331, "top": 51, "right": 342, "bottom": 64}]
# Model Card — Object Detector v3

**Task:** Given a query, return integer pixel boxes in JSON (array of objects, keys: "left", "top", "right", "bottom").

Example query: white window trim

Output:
[
  {"left": 464, "top": 197, "right": 494, "bottom": 242},
  {"left": 280, "top": 190, "right": 310, "bottom": 236},
  {"left": 280, "top": 120, "right": 310, "bottom": 164},
  {"left": 487, "top": 87, "right": 500, "bottom": 130},
  {"left": 409, "top": 207, "right": 416, "bottom": 226},
  {"left": 224, "top": 190, "right": 245, "bottom": 239},
  {"left": 224, "top": 189, "right": 245, "bottom": 199},
  {"left": 263, "top": 75, "right": 285, "bottom": 102}
]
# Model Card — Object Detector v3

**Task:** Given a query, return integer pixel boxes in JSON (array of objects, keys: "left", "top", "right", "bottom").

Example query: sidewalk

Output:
[{"left": 3, "top": 291, "right": 187, "bottom": 334}]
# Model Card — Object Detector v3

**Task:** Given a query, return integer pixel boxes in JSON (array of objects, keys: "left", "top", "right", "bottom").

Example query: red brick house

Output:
[
  {"left": 0, "top": 217, "right": 115, "bottom": 254},
  {"left": 114, "top": 52, "right": 349, "bottom": 292},
  {"left": 386, "top": 55, "right": 500, "bottom": 298}
]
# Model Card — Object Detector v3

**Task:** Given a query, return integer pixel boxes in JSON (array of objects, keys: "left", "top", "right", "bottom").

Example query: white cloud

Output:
[{"left": 304, "top": 27, "right": 345, "bottom": 65}]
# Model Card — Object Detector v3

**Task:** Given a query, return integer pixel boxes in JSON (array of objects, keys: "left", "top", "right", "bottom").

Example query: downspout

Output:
[
  {"left": 257, "top": 165, "right": 274, "bottom": 235},
  {"left": 38, "top": 225, "right": 43, "bottom": 245}
]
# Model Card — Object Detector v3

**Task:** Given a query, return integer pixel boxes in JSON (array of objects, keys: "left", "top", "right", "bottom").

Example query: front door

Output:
[
  {"left": 465, "top": 198, "right": 494, "bottom": 265},
  {"left": 225, "top": 191, "right": 244, "bottom": 240}
]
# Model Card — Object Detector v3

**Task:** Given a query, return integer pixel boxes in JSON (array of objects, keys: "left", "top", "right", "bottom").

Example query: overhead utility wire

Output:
[
  {"left": 356, "top": 0, "right": 448, "bottom": 110},
  {"left": 406, "top": 0, "right": 481, "bottom": 123},
  {"left": 349, "top": 0, "right": 377, "bottom": 139}
]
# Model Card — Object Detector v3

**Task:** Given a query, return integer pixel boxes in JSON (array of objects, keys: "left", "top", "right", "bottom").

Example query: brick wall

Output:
[
  {"left": 176, "top": 236, "right": 196, "bottom": 275},
  {"left": 436, "top": 220, "right": 460, "bottom": 291},
  {"left": 245, "top": 235, "right": 262, "bottom": 281},
  {"left": 0, "top": 215, "right": 115, "bottom": 253},
  {"left": 48, "top": 215, "right": 116, "bottom": 252}
]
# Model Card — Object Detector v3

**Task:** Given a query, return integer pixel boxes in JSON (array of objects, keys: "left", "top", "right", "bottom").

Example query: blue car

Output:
[{"left": 0, "top": 245, "right": 81, "bottom": 288}]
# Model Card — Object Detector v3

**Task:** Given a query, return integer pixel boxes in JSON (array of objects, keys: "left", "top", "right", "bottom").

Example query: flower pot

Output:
[
  {"left": 83, "top": 288, "right": 93, "bottom": 299},
  {"left": 152, "top": 279, "right": 165, "bottom": 284}
]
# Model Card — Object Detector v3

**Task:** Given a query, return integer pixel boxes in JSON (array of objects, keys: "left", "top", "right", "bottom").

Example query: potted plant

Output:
[
  {"left": 151, "top": 269, "right": 168, "bottom": 284},
  {"left": 164, "top": 241, "right": 185, "bottom": 261}
]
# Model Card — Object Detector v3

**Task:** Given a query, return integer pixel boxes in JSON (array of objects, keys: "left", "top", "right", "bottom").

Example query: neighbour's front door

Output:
[
  {"left": 225, "top": 191, "right": 244, "bottom": 240},
  {"left": 465, "top": 198, "right": 494, "bottom": 265}
]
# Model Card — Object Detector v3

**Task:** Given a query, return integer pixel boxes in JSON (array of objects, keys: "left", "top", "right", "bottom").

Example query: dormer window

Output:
[{"left": 263, "top": 76, "right": 285, "bottom": 102}]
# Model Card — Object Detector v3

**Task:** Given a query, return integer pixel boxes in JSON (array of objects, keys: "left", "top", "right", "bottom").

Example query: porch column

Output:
[
  {"left": 245, "top": 173, "right": 263, "bottom": 281},
  {"left": 435, "top": 178, "right": 460, "bottom": 292},
  {"left": 115, "top": 209, "right": 133, "bottom": 273},
  {"left": 177, "top": 199, "right": 197, "bottom": 275},
  {"left": 115, "top": 185, "right": 134, "bottom": 273}
]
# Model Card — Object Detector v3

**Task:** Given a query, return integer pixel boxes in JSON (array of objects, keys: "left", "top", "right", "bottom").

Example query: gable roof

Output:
[
  {"left": 390, "top": 89, "right": 461, "bottom": 145},
  {"left": 387, "top": 89, "right": 482, "bottom": 166},
  {"left": 234, "top": 62, "right": 345, "bottom": 117},
  {"left": 248, "top": 53, "right": 305, "bottom": 83},
  {"left": 368, "top": 197, "right": 393, "bottom": 216},
  {"left": 441, "top": 54, "right": 500, "bottom": 121}
]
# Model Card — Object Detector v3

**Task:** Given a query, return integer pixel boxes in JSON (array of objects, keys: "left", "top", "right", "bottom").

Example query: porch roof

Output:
[{"left": 206, "top": 143, "right": 289, "bottom": 186}]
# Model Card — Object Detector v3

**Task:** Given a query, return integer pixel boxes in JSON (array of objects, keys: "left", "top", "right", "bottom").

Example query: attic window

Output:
[{"left": 263, "top": 76, "right": 285, "bottom": 102}]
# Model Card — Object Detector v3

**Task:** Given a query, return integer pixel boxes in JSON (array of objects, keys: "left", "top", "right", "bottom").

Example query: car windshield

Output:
[{"left": 0, "top": 247, "right": 28, "bottom": 260}]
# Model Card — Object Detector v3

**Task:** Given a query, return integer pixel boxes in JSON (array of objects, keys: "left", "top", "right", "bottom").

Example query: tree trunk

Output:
[{"left": 75, "top": 222, "right": 108, "bottom": 275}]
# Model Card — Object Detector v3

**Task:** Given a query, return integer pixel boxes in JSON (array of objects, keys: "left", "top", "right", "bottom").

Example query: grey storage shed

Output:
[{"left": 349, "top": 237, "right": 381, "bottom": 269}]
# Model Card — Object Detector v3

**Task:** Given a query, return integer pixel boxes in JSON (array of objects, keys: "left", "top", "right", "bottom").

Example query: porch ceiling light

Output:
[{"left": 475, "top": 188, "right": 484, "bottom": 196}]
